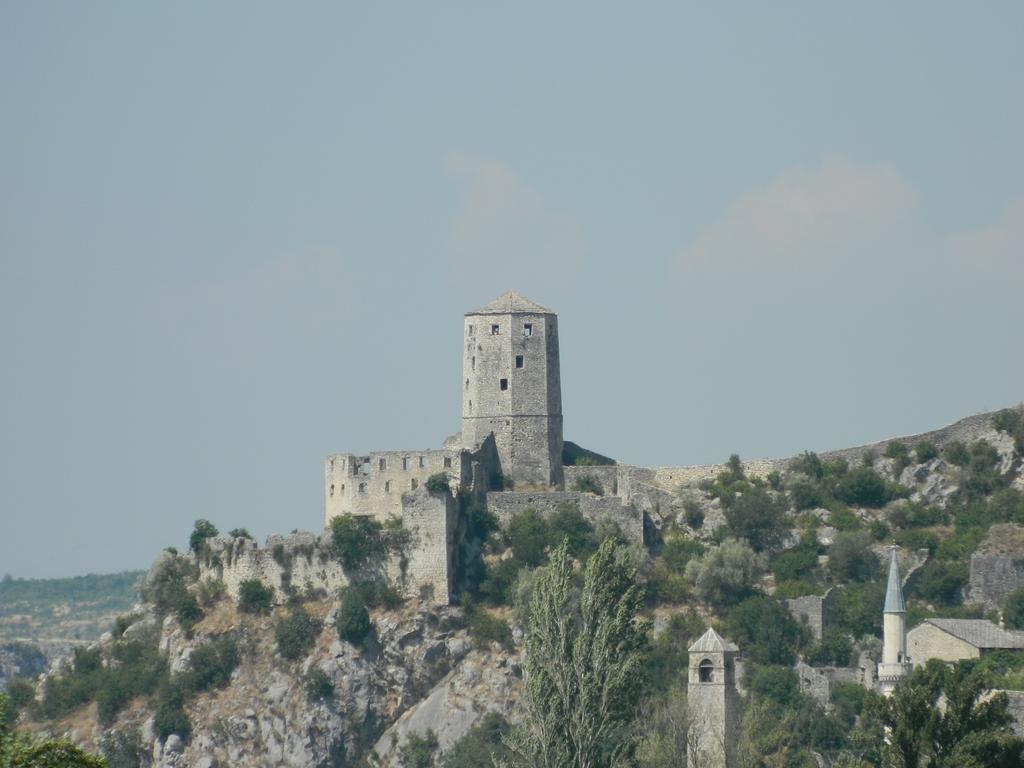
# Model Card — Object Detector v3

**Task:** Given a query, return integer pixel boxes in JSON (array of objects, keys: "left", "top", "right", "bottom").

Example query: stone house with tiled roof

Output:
[{"left": 907, "top": 618, "right": 1024, "bottom": 667}]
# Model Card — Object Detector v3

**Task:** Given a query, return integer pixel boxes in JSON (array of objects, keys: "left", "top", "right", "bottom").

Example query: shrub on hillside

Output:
[
  {"left": 914, "top": 441, "right": 939, "bottom": 463},
  {"left": 724, "top": 596, "right": 805, "bottom": 665},
  {"left": 806, "top": 630, "right": 854, "bottom": 666},
  {"left": 238, "top": 579, "right": 274, "bottom": 614},
  {"left": 993, "top": 405, "right": 1024, "bottom": 452},
  {"left": 140, "top": 552, "right": 198, "bottom": 617},
  {"left": 908, "top": 559, "right": 967, "bottom": 606},
  {"left": 748, "top": 665, "right": 800, "bottom": 705},
  {"left": 834, "top": 467, "right": 890, "bottom": 508},
  {"left": 275, "top": 607, "right": 321, "bottom": 660},
  {"left": 547, "top": 503, "right": 597, "bottom": 558},
  {"left": 830, "top": 581, "right": 885, "bottom": 637},
  {"left": 336, "top": 588, "right": 372, "bottom": 644},
  {"left": 889, "top": 501, "right": 946, "bottom": 529},
  {"left": 683, "top": 499, "right": 705, "bottom": 529},
  {"left": 153, "top": 683, "right": 191, "bottom": 741},
  {"left": 463, "top": 600, "right": 514, "bottom": 650},
  {"left": 771, "top": 532, "right": 820, "bottom": 583},
  {"left": 789, "top": 451, "right": 825, "bottom": 481},
  {"left": 722, "top": 487, "right": 789, "bottom": 553},
  {"left": 787, "top": 476, "right": 823, "bottom": 512},
  {"left": 828, "top": 532, "right": 880, "bottom": 583},
  {"left": 439, "top": 712, "right": 512, "bottom": 768},
  {"left": 398, "top": 731, "right": 439, "bottom": 768},
  {"left": 304, "top": 667, "right": 334, "bottom": 703},
  {"left": 180, "top": 635, "right": 238, "bottom": 694},
  {"left": 685, "top": 538, "right": 766, "bottom": 605},
  {"left": 506, "top": 508, "right": 550, "bottom": 566},
  {"left": 944, "top": 441, "right": 970, "bottom": 467}
]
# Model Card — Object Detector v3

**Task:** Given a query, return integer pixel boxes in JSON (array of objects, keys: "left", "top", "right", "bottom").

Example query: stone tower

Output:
[
  {"left": 878, "top": 547, "right": 911, "bottom": 695},
  {"left": 461, "top": 291, "right": 563, "bottom": 487},
  {"left": 688, "top": 628, "right": 739, "bottom": 768}
]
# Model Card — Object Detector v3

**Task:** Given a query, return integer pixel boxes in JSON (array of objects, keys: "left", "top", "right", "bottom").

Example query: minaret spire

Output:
[{"left": 878, "top": 546, "right": 911, "bottom": 695}]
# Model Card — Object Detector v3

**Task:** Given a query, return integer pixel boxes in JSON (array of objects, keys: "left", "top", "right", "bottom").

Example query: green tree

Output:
[
  {"left": 275, "top": 607, "right": 321, "bottom": 660},
  {"left": 835, "top": 467, "right": 890, "bottom": 508},
  {"left": 685, "top": 538, "right": 766, "bottom": 605},
  {"left": 870, "top": 660, "right": 1024, "bottom": 768},
  {"left": 237, "top": 579, "right": 274, "bottom": 614},
  {"left": 722, "top": 486, "right": 789, "bottom": 553},
  {"left": 336, "top": 588, "right": 372, "bottom": 644},
  {"left": 829, "top": 532, "right": 880, "bottom": 583},
  {"left": 1003, "top": 587, "right": 1024, "bottom": 630},
  {"left": 329, "top": 514, "right": 388, "bottom": 571},
  {"left": 503, "top": 540, "right": 648, "bottom": 768},
  {"left": 724, "top": 596, "right": 805, "bottom": 665},
  {"left": 506, "top": 509, "right": 551, "bottom": 566},
  {"left": 2, "top": 694, "right": 107, "bottom": 767},
  {"left": 188, "top": 519, "right": 219, "bottom": 553}
]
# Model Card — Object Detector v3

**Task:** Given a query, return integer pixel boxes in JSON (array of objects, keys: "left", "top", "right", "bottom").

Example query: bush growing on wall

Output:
[
  {"left": 506, "top": 508, "right": 550, "bottom": 566},
  {"left": 425, "top": 472, "right": 450, "bottom": 495},
  {"left": 238, "top": 579, "right": 274, "bottom": 614},
  {"left": 189, "top": 519, "right": 219, "bottom": 554},
  {"left": 329, "top": 514, "right": 387, "bottom": 571}
]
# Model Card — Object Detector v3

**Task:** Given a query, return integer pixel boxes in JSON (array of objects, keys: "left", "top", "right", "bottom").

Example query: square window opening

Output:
[
  {"left": 523, "top": 324, "right": 533, "bottom": 337},
  {"left": 499, "top": 378, "right": 508, "bottom": 391},
  {"left": 443, "top": 457, "right": 452, "bottom": 468},
  {"left": 491, "top": 324, "right": 500, "bottom": 335}
]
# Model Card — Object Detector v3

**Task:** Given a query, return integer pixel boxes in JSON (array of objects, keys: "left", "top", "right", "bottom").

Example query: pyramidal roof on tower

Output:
[
  {"left": 884, "top": 548, "right": 906, "bottom": 614},
  {"left": 688, "top": 627, "right": 739, "bottom": 654},
  {"left": 467, "top": 291, "right": 553, "bottom": 315}
]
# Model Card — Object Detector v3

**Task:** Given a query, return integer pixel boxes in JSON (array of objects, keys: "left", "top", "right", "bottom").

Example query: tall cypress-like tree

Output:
[{"left": 503, "top": 539, "right": 648, "bottom": 768}]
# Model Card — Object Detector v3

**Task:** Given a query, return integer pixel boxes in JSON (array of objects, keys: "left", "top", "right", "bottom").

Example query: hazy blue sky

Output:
[{"left": 2, "top": 3, "right": 1022, "bottom": 577}]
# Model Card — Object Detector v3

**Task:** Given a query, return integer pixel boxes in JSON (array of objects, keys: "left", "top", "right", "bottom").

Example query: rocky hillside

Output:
[{"left": 7, "top": 404, "right": 1024, "bottom": 767}]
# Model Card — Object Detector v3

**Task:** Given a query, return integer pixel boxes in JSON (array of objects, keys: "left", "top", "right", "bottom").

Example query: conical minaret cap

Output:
[{"left": 884, "top": 547, "right": 906, "bottom": 614}]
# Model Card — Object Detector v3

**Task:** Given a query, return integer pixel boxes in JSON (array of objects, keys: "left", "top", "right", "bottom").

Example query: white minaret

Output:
[{"left": 878, "top": 547, "right": 911, "bottom": 695}]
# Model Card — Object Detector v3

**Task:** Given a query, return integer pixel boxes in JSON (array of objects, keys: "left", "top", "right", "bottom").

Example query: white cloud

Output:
[
  {"left": 950, "top": 196, "right": 1024, "bottom": 276},
  {"left": 676, "top": 156, "right": 916, "bottom": 272},
  {"left": 445, "top": 152, "right": 584, "bottom": 287}
]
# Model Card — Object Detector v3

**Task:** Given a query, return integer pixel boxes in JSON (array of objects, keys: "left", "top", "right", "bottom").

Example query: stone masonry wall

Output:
[
  {"left": 485, "top": 490, "right": 644, "bottom": 544},
  {"left": 202, "top": 488, "right": 457, "bottom": 608},
  {"left": 968, "top": 554, "right": 1024, "bottom": 611},
  {"left": 907, "top": 622, "right": 980, "bottom": 666}
]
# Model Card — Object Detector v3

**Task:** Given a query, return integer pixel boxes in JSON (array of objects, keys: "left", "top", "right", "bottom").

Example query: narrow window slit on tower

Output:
[
  {"left": 385, "top": 481, "right": 391, "bottom": 493},
  {"left": 329, "top": 484, "right": 335, "bottom": 497},
  {"left": 499, "top": 378, "right": 508, "bottom": 391},
  {"left": 523, "top": 323, "right": 532, "bottom": 337},
  {"left": 379, "top": 458, "right": 386, "bottom": 471},
  {"left": 515, "top": 355, "right": 523, "bottom": 368},
  {"left": 411, "top": 479, "right": 418, "bottom": 490},
  {"left": 443, "top": 457, "right": 452, "bottom": 468},
  {"left": 491, "top": 324, "right": 500, "bottom": 335}
]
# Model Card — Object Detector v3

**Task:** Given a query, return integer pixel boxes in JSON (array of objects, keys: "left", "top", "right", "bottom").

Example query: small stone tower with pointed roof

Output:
[
  {"left": 878, "top": 547, "right": 912, "bottom": 695},
  {"left": 688, "top": 628, "right": 740, "bottom": 768},
  {"left": 461, "top": 291, "right": 563, "bottom": 487}
]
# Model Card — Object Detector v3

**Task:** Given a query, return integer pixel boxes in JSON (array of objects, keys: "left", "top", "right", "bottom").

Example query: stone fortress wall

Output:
[{"left": 200, "top": 488, "right": 459, "bottom": 607}]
